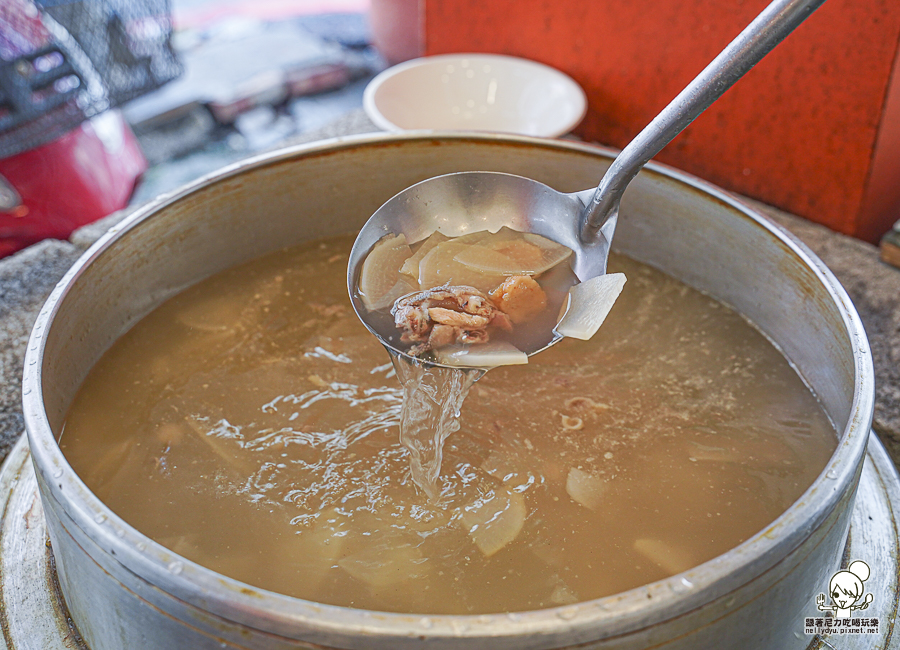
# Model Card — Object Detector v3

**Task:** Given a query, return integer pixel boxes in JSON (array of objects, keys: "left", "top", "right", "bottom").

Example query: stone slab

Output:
[{"left": 0, "top": 240, "right": 83, "bottom": 460}]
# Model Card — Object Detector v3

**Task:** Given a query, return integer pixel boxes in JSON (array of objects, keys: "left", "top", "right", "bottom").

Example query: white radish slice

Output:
[
  {"left": 453, "top": 241, "right": 542, "bottom": 275},
  {"left": 434, "top": 341, "right": 528, "bottom": 367},
  {"left": 555, "top": 273, "right": 627, "bottom": 340},
  {"left": 417, "top": 242, "right": 505, "bottom": 293},
  {"left": 550, "top": 582, "right": 580, "bottom": 605},
  {"left": 176, "top": 294, "right": 245, "bottom": 332},
  {"left": 371, "top": 276, "right": 419, "bottom": 311},
  {"left": 338, "top": 539, "right": 425, "bottom": 588},
  {"left": 523, "top": 232, "right": 571, "bottom": 250},
  {"left": 455, "top": 233, "right": 573, "bottom": 276},
  {"left": 451, "top": 230, "right": 492, "bottom": 245},
  {"left": 460, "top": 487, "right": 527, "bottom": 557},
  {"left": 358, "top": 233, "right": 414, "bottom": 311},
  {"left": 565, "top": 467, "right": 606, "bottom": 511},
  {"left": 400, "top": 231, "right": 449, "bottom": 278},
  {"left": 633, "top": 538, "right": 695, "bottom": 575}
]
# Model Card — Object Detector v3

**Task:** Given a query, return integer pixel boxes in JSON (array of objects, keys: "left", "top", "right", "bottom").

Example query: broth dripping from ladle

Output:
[{"left": 361, "top": 228, "right": 587, "bottom": 498}]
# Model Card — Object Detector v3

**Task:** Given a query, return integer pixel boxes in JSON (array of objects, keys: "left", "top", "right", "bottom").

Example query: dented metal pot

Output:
[{"left": 22, "top": 133, "right": 874, "bottom": 649}]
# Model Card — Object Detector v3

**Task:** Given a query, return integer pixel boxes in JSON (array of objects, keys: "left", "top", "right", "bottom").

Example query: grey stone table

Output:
[{"left": 1, "top": 111, "right": 899, "bottom": 469}]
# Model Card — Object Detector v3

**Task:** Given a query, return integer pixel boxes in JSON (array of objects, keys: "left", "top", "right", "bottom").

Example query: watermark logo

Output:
[{"left": 805, "top": 560, "right": 879, "bottom": 636}]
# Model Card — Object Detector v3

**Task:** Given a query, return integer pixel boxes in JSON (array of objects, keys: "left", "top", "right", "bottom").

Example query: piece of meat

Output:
[
  {"left": 459, "top": 329, "right": 490, "bottom": 345},
  {"left": 490, "top": 311, "right": 513, "bottom": 332},
  {"left": 391, "top": 284, "right": 510, "bottom": 356},
  {"left": 489, "top": 275, "right": 547, "bottom": 324},
  {"left": 394, "top": 302, "right": 431, "bottom": 342},
  {"left": 461, "top": 293, "right": 495, "bottom": 318},
  {"left": 428, "top": 324, "right": 458, "bottom": 349},
  {"left": 427, "top": 307, "right": 491, "bottom": 329}
]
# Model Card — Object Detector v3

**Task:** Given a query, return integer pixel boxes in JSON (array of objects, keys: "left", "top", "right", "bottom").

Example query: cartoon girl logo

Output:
[{"left": 816, "top": 560, "right": 874, "bottom": 618}]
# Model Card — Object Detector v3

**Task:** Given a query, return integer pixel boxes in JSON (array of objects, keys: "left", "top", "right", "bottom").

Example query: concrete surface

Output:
[
  {"left": 0, "top": 240, "right": 84, "bottom": 455},
  {"left": 1, "top": 111, "right": 899, "bottom": 469}
]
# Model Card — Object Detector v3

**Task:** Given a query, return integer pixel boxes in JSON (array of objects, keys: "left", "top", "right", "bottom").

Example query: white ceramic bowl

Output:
[{"left": 363, "top": 54, "right": 587, "bottom": 137}]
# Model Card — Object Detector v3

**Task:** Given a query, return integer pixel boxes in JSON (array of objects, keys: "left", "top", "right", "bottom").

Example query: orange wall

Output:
[{"left": 424, "top": 0, "right": 900, "bottom": 242}]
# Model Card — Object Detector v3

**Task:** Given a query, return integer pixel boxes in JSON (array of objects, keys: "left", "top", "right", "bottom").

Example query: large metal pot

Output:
[{"left": 22, "top": 133, "right": 874, "bottom": 649}]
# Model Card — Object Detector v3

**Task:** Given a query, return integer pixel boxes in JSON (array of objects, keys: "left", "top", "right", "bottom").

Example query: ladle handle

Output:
[{"left": 581, "top": 0, "right": 827, "bottom": 241}]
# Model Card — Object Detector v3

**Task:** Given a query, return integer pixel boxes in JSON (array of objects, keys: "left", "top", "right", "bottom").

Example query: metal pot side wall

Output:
[
  {"left": 22, "top": 134, "right": 875, "bottom": 650},
  {"left": 38, "top": 462, "right": 861, "bottom": 650}
]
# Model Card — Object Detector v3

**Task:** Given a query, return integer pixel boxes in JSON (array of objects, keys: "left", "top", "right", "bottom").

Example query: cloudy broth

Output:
[{"left": 60, "top": 234, "right": 836, "bottom": 614}]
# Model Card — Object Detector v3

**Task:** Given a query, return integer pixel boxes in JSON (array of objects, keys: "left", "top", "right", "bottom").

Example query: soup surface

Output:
[{"left": 61, "top": 234, "right": 836, "bottom": 615}]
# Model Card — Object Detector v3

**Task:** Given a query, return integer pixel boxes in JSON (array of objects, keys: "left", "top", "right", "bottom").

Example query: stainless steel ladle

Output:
[{"left": 348, "top": 0, "right": 827, "bottom": 361}]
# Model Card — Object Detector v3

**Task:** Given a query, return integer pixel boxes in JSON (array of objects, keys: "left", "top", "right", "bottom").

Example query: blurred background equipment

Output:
[
  {"left": 119, "top": 1, "right": 381, "bottom": 207},
  {"left": 39, "top": 0, "right": 182, "bottom": 105},
  {"left": 0, "top": 0, "right": 181, "bottom": 257}
]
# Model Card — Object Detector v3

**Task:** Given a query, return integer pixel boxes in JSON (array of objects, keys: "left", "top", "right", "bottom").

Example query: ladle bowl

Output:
[{"left": 346, "top": 171, "right": 603, "bottom": 365}]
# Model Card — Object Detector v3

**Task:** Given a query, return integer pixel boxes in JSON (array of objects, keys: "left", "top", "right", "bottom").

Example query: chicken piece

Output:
[
  {"left": 428, "top": 324, "right": 458, "bottom": 349},
  {"left": 460, "top": 293, "right": 496, "bottom": 318},
  {"left": 391, "top": 284, "right": 510, "bottom": 356},
  {"left": 490, "top": 311, "right": 514, "bottom": 332},
  {"left": 393, "top": 301, "right": 431, "bottom": 343},
  {"left": 489, "top": 275, "right": 547, "bottom": 324},
  {"left": 459, "top": 329, "right": 489, "bottom": 345},
  {"left": 427, "top": 308, "right": 491, "bottom": 329}
]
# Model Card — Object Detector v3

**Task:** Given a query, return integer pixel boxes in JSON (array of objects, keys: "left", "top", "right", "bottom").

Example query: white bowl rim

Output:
[{"left": 362, "top": 52, "right": 588, "bottom": 137}]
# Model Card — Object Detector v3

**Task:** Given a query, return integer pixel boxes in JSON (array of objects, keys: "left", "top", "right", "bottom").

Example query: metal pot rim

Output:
[{"left": 21, "top": 131, "right": 876, "bottom": 642}]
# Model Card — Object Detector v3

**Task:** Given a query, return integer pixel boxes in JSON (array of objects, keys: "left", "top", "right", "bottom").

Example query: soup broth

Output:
[{"left": 61, "top": 234, "right": 836, "bottom": 615}]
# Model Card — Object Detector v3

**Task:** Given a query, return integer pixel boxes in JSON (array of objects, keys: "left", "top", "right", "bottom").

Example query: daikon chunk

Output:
[
  {"left": 565, "top": 467, "right": 605, "bottom": 511},
  {"left": 400, "top": 231, "right": 449, "bottom": 278},
  {"left": 417, "top": 242, "right": 505, "bottom": 293},
  {"left": 176, "top": 294, "right": 245, "bottom": 332},
  {"left": 454, "top": 241, "right": 542, "bottom": 275},
  {"left": 549, "top": 582, "right": 579, "bottom": 605},
  {"left": 450, "top": 230, "right": 491, "bottom": 246},
  {"left": 338, "top": 538, "right": 426, "bottom": 588},
  {"left": 434, "top": 341, "right": 528, "bottom": 368},
  {"left": 358, "top": 234, "right": 414, "bottom": 311},
  {"left": 555, "top": 273, "right": 627, "bottom": 340},
  {"left": 633, "top": 538, "right": 695, "bottom": 575},
  {"left": 455, "top": 230, "right": 572, "bottom": 276},
  {"left": 460, "top": 487, "right": 527, "bottom": 557}
]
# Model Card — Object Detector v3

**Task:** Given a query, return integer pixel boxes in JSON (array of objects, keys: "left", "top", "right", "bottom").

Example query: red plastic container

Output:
[{"left": 0, "top": 110, "right": 146, "bottom": 258}]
